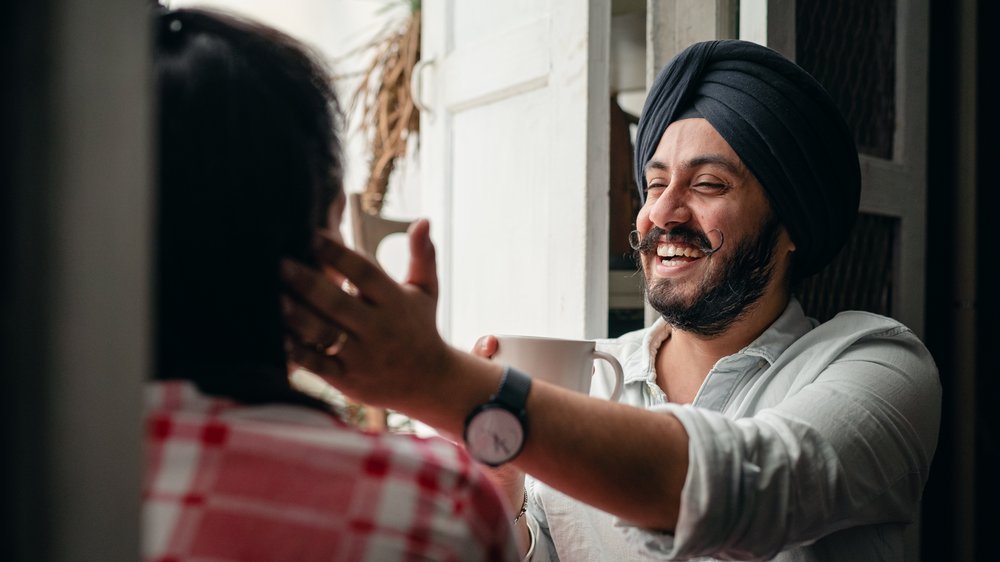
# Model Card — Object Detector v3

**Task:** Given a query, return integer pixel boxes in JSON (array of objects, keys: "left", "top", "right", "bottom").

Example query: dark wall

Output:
[
  {"left": 1, "top": 1, "right": 149, "bottom": 559},
  {"left": 974, "top": 0, "right": 996, "bottom": 557},
  {"left": 1, "top": 2, "right": 56, "bottom": 559},
  {"left": 922, "top": 0, "right": 988, "bottom": 559},
  {"left": 922, "top": 0, "right": 957, "bottom": 557}
]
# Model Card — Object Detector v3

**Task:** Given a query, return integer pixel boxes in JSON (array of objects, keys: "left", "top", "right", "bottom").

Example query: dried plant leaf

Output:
[{"left": 342, "top": 4, "right": 421, "bottom": 215}]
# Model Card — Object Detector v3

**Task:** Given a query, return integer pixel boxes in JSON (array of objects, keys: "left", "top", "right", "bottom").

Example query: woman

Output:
[{"left": 145, "top": 7, "right": 520, "bottom": 561}]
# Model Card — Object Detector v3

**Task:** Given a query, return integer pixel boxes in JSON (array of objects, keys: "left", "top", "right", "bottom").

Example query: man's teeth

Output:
[{"left": 656, "top": 244, "right": 706, "bottom": 259}]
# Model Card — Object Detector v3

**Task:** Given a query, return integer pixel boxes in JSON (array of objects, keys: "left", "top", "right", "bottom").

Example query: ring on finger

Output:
[{"left": 341, "top": 279, "right": 360, "bottom": 297}]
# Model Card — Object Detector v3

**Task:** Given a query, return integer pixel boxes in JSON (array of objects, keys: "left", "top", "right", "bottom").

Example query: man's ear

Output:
[{"left": 777, "top": 228, "right": 798, "bottom": 290}]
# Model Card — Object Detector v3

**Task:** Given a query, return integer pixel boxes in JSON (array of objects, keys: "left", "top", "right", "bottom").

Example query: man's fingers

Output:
[
  {"left": 472, "top": 335, "right": 498, "bottom": 358},
  {"left": 311, "top": 231, "right": 396, "bottom": 304},
  {"left": 280, "top": 259, "right": 369, "bottom": 333},
  {"left": 286, "top": 342, "right": 345, "bottom": 384},
  {"left": 404, "top": 219, "right": 439, "bottom": 300},
  {"left": 282, "top": 296, "right": 351, "bottom": 352}
]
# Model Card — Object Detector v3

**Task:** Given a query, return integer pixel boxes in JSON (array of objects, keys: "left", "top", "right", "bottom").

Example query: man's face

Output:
[{"left": 635, "top": 118, "right": 794, "bottom": 336}]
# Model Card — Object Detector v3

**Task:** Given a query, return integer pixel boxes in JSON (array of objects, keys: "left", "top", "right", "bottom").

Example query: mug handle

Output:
[{"left": 592, "top": 350, "right": 624, "bottom": 401}]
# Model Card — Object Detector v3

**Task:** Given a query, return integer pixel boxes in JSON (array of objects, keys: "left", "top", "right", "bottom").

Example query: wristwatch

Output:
[{"left": 463, "top": 367, "right": 531, "bottom": 467}]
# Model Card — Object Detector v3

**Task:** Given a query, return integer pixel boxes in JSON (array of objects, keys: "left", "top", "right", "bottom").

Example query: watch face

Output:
[{"left": 464, "top": 405, "right": 525, "bottom": 466}]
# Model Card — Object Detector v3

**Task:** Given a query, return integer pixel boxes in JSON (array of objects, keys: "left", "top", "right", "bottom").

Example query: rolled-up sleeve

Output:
[{"left": 620, "top": 325, "right": 941, "bottom": 560}]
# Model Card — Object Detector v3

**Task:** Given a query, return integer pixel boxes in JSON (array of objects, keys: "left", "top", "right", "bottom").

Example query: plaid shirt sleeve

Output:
[{"left": 143, "top": 381, "right": 521, "bottom": 562}]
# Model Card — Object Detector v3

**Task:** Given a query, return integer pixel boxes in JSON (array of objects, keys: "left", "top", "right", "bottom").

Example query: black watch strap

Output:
[
  {"left": 463, "top": 366, "right": 532, "bottom": 467},
  {"left": 495, "top": 367, "right": 532, "bottom": 410}
]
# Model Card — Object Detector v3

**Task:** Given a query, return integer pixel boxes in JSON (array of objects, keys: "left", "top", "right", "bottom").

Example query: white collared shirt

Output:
[{"left": 527, "top": 298, "right": 941, "bottom": 561}]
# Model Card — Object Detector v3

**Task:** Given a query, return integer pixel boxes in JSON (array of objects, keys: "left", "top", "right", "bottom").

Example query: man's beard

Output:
[{"left": 634, "top": 214, "right": 782, "bottom": 337}]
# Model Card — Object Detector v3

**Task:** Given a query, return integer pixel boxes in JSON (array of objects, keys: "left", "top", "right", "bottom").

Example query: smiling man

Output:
[
  {"left": 283, "top": 40, "right": 942, "bottom": 561},
  {"left": 637, "top": 118, "right": 788, "bottom": 341}
]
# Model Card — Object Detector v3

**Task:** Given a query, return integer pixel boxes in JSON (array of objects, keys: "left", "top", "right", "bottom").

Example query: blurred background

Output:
[{"left": 2, "top": 0, "right": 992, "bottom": 560}]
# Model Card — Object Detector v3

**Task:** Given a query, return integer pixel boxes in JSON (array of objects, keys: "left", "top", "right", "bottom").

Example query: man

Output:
[
  {"left": 283, "top": 40, "right": 941, "bottom": 560},
  {"left": 146, "top": 7, "right": 520, "bottom": 561}
]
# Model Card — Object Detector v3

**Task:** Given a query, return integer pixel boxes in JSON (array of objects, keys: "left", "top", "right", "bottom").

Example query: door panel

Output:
[{"left": 419, "top": 0, "right": 609, "bottom": 349}]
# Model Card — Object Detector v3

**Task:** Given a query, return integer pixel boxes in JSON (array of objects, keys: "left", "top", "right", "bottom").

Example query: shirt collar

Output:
[
  {"left": 631, "top": 297, "right": 815, "bottom": 383},
  {"left": 625, "top": 318, "right": 670, "bottom": 385},
  {"left": 739, "top": 297, "right": 816, "bottom": 365}
]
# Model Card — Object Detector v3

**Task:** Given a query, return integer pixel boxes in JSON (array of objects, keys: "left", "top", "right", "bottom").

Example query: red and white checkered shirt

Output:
[{"left": 143, "top": 381, "right": 520, "bottom": 561}]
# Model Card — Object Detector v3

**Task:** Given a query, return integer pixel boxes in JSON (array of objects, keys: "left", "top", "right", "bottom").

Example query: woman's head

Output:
[{"left": 155, "top": 7, "right": 344, "bottom": 402}]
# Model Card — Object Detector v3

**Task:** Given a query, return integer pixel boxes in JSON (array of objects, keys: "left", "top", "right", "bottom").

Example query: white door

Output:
[{"left": 417, "top": 1, "right": 610, "bottom": 349}]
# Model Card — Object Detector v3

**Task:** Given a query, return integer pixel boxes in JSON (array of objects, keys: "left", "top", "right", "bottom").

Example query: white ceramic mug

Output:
[{"left": 492, "top": 335, "right": 625, "bottom": 400}]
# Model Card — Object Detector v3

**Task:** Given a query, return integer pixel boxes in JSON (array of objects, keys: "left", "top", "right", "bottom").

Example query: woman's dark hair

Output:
[{"left": 154, "top": 8, "right": 343, "bottom": 404}]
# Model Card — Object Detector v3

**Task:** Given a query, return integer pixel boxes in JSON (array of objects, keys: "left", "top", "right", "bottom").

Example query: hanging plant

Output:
[{"left": 345, "top": 0, "right": 421, "bottom": 215}]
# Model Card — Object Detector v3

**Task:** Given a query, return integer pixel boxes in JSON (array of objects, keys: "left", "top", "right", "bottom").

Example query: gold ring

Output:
[{"left": 341, "top": 279, "right": 360, "bottom": 297}]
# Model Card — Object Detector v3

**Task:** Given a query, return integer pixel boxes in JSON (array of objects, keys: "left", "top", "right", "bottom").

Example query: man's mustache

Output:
[{"left": 630, "top": 226, "right": 718, "bottom": 255}]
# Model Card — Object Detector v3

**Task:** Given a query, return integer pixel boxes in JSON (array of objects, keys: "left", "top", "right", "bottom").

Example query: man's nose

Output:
[{"left": 647, "top": 186, "right": 692, "bottom": 228}]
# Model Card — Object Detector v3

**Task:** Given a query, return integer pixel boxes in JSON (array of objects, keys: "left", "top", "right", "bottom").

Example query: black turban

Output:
[{"left": 633, "top": 40, "right": 861, "bottom": 278}]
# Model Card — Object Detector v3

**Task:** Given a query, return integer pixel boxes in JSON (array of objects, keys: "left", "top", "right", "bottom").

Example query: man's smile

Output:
[
  {"left": 656, "top": 243, "right": 707, "bottom": 262},
  {"left": 649, "top": 242, "right": 708, "bottom": 275}
]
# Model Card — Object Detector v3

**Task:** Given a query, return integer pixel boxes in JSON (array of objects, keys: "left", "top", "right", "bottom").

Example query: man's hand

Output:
[
  {"left": 280, "top": 219, "right": 455, "bottom": 412},
  {"left": 473, "top": 335, "right": 499, "bottom": 360}
]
